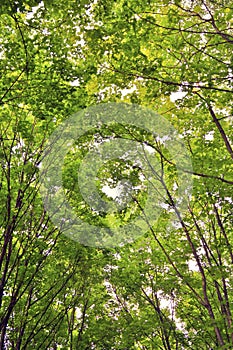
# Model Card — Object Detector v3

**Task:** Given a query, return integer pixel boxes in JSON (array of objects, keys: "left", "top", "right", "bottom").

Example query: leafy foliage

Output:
[{"left": 0, "top": 0, "right": 233, "bottom": 349}]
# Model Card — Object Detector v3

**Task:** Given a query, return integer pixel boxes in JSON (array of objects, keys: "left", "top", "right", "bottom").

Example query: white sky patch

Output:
[
  {"left": 160, "top": 202, "right": 170, "bottom": 209},
  {"left": 172, "top": 221, "right": 183, "bottom": 229},
  {"left": 75, "top": 34, "right": 86, "bottom": 47},
  {"left": 188, "top": 259, "right": 199, "bottom": 272},
  {"left": 26, "top": 1, "right": 44, "bottom": 19},
  {"left": 200, "top": 32, "right": 208, "bottom": 44},
  {"left": 188, "top": 245, "right": 206, "bottom": 272},
  {"left": 113, "top": 252, "right": 121, "bottom": 259},
  {"left": 101, "top": 182, "right": 123, "bottom": 200},
  {"left": 204, "top": 131, "right": 214, "bottom": 141},
  {"left": 170, "top": 90, "right": 187, "bottom": 102},
  {"left": 157, "top": 290, "right": 187, "bottom": 332},
  {"left": 104, "top": 264, "right": 118, "bottom": 272},
  {"left": 143, "top": 144, "right": 155, "bottom": 154},
  {"left": 197, "top": 220, "right": 205, "bottom": 228},
  {"left": 0, "top": 47, "right": 5, "bottom": 59},
  {"left": 101, "top": 177, "right": 144, "bottom": 204},
  {"left": 70, "top": 78, "right": 80, "bottom": 86},
  {"left": 42, "top": 28, "right": 50, "bottom": 35},
  {"left": 12, "top": 138, "right": 25, "bottom": 153},
  {"left": 225, "top": 197, "right": 233, "bottom": 203},
  {"left": 155, "top": 135, "right": 171, "bottom": 144},
  {"left": 121, "top": 85, "right": 137, "bottom": 98},
  {"left": 139, "top": 173, "right": 145, "bottom": 181},
  {"left": 75, "top": 307, "right": 83, "bottom": 319},
  {"left": 88, "top": 83, "right": 137, "bottom": 101}
]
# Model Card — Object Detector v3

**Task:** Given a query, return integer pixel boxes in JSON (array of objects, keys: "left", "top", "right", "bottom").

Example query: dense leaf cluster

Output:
[{"left": 0, "top": 0, "right": 232, "bottom": 349}]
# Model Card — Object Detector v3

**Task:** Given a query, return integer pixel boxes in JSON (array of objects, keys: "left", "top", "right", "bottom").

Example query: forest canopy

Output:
[{"left": 0, "top": 0, "right": 233, "bottom": 349}]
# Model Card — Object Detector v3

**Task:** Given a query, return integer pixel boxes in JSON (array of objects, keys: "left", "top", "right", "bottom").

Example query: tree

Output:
[{"left": 0, "top": 0, "right": 233, "bottom": 349}]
